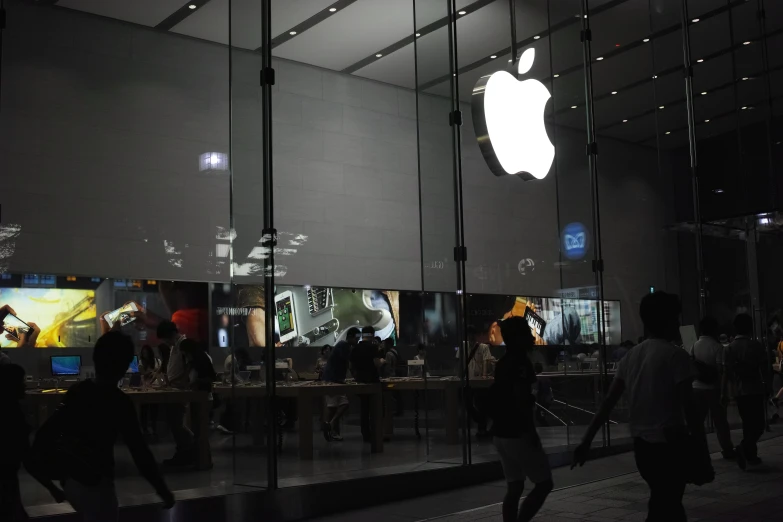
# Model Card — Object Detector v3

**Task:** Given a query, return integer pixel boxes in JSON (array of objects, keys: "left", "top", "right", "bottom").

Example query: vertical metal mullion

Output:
[
  {"left": 680, "top": 0, "right": 706, "bottom": 319},
  {"left": 580, "top": 0, "right": 608, "bottom": 447},
  {"left": 260, "top": 0, "right": 278, "bottom": 491},
  {"left": 726, "top": 1, "right": 748, "bottom": 210},
  {"left": 445, "top": 0, "right": 470, "bottom": 466},
  {"left": 757, "top": 0, "right": 777, "bottom": 208}
]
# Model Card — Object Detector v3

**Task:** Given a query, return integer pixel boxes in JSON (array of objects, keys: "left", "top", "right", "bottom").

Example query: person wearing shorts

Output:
[
  {"left": 489, "top": 317, "right": 553, "bottom": 522},
  {"left": 321, "top": 327, "right": 361, "bottom": 441}
]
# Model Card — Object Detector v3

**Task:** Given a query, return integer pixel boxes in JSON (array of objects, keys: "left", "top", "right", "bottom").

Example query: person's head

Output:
[
  {"left": 699, "top": 316, "right": 720, "bottom": 339},
  {"left": 374, "top": 336, "right": 382, "bottom": 345},
  {"left": 94, "top": 331, "right": 135, "bottom": 383},
  {"left": 499, "top": 317, "right": 534, "bottom": 353},
  {"left": 734, "top": 313, "right": 754, "bottom": 337},
  {"left": 0, "top": 363, "right": 26, "bottom": 401},
  {"left": 361, "top": 325, "right": 375, "bottom": 342},
  {"left": 639, "top": 291, "right": 681, "bottom": 340},
  {"left": 179, "top": 338, "right": 206, "bottom": 366},
  {"left": 345, "top": 327, "right": 361, "bottom": 345},
  {"left": 140, "top": 344, "right": 155, "bottom": 365},
  {"left": 320, "top": 344, "right": 332, "bottom": 358},
  {"left": 156, "top": 320, "right": 179, "bottom": 344}
]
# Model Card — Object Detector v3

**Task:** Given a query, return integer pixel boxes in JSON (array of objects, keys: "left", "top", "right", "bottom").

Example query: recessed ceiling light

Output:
[
  {"left": 289, "top": 31, "right": 297, "bottom": 35},
  {"left": 665, "top": 131, "right": 671, "bottom": 135},
  {"left": 188, "top": 4, "right": 197, "bottom": 9},
  {"left": 743, "top": 41, "right": 751, "bottom": 45},
  {"left": 458, "top": 10, "right": 467, "bottom": 15},
  {"left": 643, "top": 38, "right": 650, "bottom": 43},
  {"left": 596, "top": 57, "right": 604, "bottom": 61},
  {"left": 652, "top": 75, "right": 658, "bottom": 79},
  {"left": 534, "top": 35, "right": 541, "bottom": 40},
  {"left": 376, "top": 53, "right": 383, "bottom": 58},
  {"left": 742, "top": 77, "right": 749, "bottom": 81},
  {"left": 741, "top": 106, "right": 747, "bottom": 110},
  {"left": 713, "top": 189, "right": 724, "bottom": 194},
  {"left": 415, "top": 33, "right": 421, "bottom": 37},
  {"left": 490, "top": 55, "right": 497, "bottom": 59},
  {"left": 584, "top": 15, "right": 587, "bottom": 18},
  {"left": 553, "top": 74, "right": 560, "bottom": 78},
  {"left": 622, "top": 119, "right": 628, "bottom": 123},
  {"left": 659, "top": 106, "right": 664, "bottom": 109},
  {"left": 704, "top": 119, "right": 710, "bottom": 122},
  {"left": 508, "top": 59, "right": 512, "bottom": 62},
  {"left": 611, "top": 91, "right": 617, "bottom": 94},
  {"left": 692, "top": 18, "right": 699, "bottom": 23},
  {"left": 697, "top": 59, "right": 704, "bottom": 63},
  {"left": 701, "top": 91, "right": 707, "bottom": 95},
  {"left": 571, "top": 105, "right": 578, "bottom": 109}
]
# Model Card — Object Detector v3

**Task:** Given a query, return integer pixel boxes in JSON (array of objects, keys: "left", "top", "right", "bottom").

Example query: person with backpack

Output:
[
  {"left": 488, "top": 317, "right": 553, "bottom": 522},
  {"left": 690, "top": 316, "right": 734, "bottom": 459},
  {"left": 31, "top": 331, "right": 174, "bottom": 521}
]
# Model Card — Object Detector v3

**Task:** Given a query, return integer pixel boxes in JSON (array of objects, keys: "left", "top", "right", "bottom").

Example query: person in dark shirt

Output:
[
  {"left": 351, "top": 326, "right": 383, "bottom": 442},
  {"left": 59, "top": 331, "right": 174, "bottom": 520},
  {"left": 489, "top": 317, "right": 552, "bottom": 522},
  {"left": 1, "top": 364, "right": 64, "bottom": 521},
  {"left": 322, "top": 328, "right": 360, "bottom": 441}
]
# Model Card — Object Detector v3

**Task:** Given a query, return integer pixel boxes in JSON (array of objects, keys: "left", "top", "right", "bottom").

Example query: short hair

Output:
[
  {"left": 499, "top": 316, "right": 534, "bottom": 350},
  {"left": 699, "top": 316, "right": 720, "bottom": 339},
  {"left": 639, "top": 291, "right": 680, "bottom": 338},
  {"left": 156, "top": 320, "right": 178, "bottom": 339},
  {"left": 733, "top": 313, "right": 753, "bottom": 336},
  {"left": 94, "top": 331, "right": 135, "bottom": 379},
  {"left": 346, "top": 327, "right": 361, "bottom": 340},
  {"left": 361, "top": 325, "right": 375, "bottom": 337},
  {"left": 321, "top": 344, "right": 331, "bottom": 355}
]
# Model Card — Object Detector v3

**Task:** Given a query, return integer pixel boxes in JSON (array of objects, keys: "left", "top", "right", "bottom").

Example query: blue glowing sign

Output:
[{"left": 561, "top": 222, "right": 589, "bottom": 260}]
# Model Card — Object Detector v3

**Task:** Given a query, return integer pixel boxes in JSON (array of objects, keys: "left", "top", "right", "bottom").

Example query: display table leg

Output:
[{"left": 298, "top": 395, "right": 314, "bottom": 460}]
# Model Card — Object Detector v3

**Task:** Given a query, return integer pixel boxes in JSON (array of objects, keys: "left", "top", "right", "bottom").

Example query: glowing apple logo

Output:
[{"left": 471, "top": 48, "right": 554, "bottom": 180}]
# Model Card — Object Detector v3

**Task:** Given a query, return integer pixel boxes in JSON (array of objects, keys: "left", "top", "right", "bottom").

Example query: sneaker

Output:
[
  {"left": 321, "top": 422, "right": 332, "bottom": 442},
  {"left": 216, "top": 424, "right": 233, "bottom": 435},
  {"left": 734, "top": 445, "right": 747, "bottom": 471},
  {"left": 721, "top": 449, "right": 736, "bottom": 460}
]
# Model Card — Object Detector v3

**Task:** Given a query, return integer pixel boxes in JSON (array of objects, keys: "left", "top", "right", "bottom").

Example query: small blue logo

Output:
[{"left": 562, "top": 222, "right": 589, "bottom": 260}]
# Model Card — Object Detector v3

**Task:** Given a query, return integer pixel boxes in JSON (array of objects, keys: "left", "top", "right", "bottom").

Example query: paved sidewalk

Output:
[{"left": 430, "top": 436, "right": 783, "bottom": 522}]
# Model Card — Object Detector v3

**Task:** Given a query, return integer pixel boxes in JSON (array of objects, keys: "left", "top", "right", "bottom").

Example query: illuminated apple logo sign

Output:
[
  {"left": 471, "top": 48, "right": 554, "bottom": 180},
  {"left": 562, "top": 222, "right": 589, "bottom": 260}
]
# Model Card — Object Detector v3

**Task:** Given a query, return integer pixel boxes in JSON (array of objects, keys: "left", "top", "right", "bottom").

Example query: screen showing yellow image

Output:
[{"left": 0, "top": 288, "right": 97, "bottom": 348}]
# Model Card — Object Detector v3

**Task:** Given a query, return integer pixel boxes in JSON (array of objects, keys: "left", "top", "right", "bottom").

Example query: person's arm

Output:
[
  {"left": 572, "top": 378, "right": 625, "bottom": 468},
  {"left": 119, "top": 398, "right": 175, "bottom": 507}
]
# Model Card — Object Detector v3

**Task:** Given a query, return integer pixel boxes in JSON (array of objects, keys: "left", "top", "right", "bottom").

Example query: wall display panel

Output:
[{"left": 0, "top": 288, "right": 96, "bottom": 348}]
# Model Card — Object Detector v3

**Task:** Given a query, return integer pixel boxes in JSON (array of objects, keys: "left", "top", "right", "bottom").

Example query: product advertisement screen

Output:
[{"left": 0, "top": 288, "right": 97, "bottom": 348}]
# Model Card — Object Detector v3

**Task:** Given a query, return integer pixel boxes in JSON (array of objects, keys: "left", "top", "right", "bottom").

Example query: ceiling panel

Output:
[{"left": 58, "top": 0, "right": 186, "bottom": 27}]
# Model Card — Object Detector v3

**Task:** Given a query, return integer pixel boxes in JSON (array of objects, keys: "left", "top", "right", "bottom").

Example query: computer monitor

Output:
[
  {"left": 51, "top": 355, "right": 82, "bottom": 377},
  {"left": 127, "top": 355, "right": 139, "bottom": 374}
]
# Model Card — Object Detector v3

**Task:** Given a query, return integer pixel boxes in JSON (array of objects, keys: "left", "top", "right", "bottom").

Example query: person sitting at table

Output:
[
  {"left": 315, "top": 345, "right": 332, "bottom": 380},
  {"left": 36, "top": 331, "right": 175, "bottom": 520},
  {"left": 322, "top": 328, "right": 360, "bottom": 442},
  {"left": 139, "top": 345, "right": 161, "bottom": 436},
  {"left": 1, "top": 364, "right": 65, "bottom": 521},
  {"left": 157, "top": 320, "right": 196, "bottom": 467},
  {"left": 351, "top": 326, "right": 383, "bottom": 443}
]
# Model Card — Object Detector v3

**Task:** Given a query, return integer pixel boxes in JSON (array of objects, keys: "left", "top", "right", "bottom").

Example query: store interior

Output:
[{"left": 1, "top": 0, "right": 780, "bottom": 517}]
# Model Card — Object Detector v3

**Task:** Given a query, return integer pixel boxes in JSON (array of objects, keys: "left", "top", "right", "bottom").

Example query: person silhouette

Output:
[
  {"left": 54, "top": 331, "right": 175, "bottom": 521},
  {"left": 0, "top": 364, "right": 64, "bottom": 521}
]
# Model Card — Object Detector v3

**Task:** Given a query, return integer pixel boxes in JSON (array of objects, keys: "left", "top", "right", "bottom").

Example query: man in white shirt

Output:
[
  {"left": 691, "top": 316, "right": 734, "bottom": 459},
  {"left": 572, "top": 292, "right": 705, "bottom": 522}
]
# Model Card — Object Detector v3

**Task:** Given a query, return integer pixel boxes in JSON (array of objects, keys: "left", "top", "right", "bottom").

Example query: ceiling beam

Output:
[
  {"left": 255, "top": 0, "right": 359, "bottom": 52},
  {"left": 155, "top": 0, "right": 212, "bottom": 31}
]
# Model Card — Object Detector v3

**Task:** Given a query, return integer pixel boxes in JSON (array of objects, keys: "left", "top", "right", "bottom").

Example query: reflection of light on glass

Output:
[
  {"left": 0, "top": 224, "right": 22, "bottom": 273},
  {"left": 199, "top": 152, "right": 228, "bottom": 172},
  {"left": 215, "top": 244, "right": 230, "bottom": 258},
  {"left": 757, "top": 214, "right": 772, "bottom": 226}
]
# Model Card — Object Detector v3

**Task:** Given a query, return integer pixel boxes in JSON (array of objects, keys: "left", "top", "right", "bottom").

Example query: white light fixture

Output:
[
  {"left": 458, "top": 10, "right": 466, "bottom": 15},
  {"left": 742, "top": 77, "right": 749, "bottom": 81},
  {"left": 701, "top": 91, "right": 707, "bottom": 95},
  {"left": 415, "top": 33, "right": 421, "bottom": 37},
  {"left": 471, "top": 48, "right": 554, "bottom": 180},
  {"left": 376, "top": 53, "right": 383, "bottom": 58},
  {"left": 553, "top": 74, "right": 560, "bottom": 78},
  {"left": 622, "top": 119, "right": 628, "bottom": 123},
  {"left": 741, "top": 106, "right": 747, "bottom": 110},
  {"left": 713, "top": 188, "right": 724, "bottom": 194},
  {"left": 188, "top": 4, "right": 197, "bottom": 9},
  {"left": 596, "top": 56, "right": 604, "bottom": 61},
  {"left": 289, "top": 30, "right": 297, "bottom": 35},
  {"left": 704, "top": 119, "right": 710, "bottom": 122},
  {"left": 743, "top": 41, "right": 751, "bottom": 45},
  {"left": 611, "top": 91, "right": 617, "bottom": 94},
  {"left": 652, "top": 75, "right": 658, "bottom": 79},
  {"left": 659, "top": 105, "right": 664, "bottom": 109},
  {"left": 571, "top": 105, "right": 578, "bottom": 109},
  {"left": 199, "top": 152, "right": 228, "bottom": 172},
  {"left": 697, "top": 58, "right": 704, "bottom": 63},
  {"left": 643, "top": 38, "right": 650, "bottom": 43},
  {"left": 329, "top": 7, "right": 337, "bottom": 12},
  {"left": 534, "top": 35, "right": 541, "bottom": 40},
  {"left": 490, "top": 55, "right": 497, "bottom": 59},
  {"left": 692, "top": 18, "right": 699, "bottom": 23},
  {"left": 665, "top": 131, "right": 671, "bottom": 135},
  {"left": 508, "top": 59, "right": 513, "bottom": 62}
]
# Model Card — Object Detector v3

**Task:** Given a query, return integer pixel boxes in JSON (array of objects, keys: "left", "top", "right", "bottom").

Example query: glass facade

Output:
[{"left": 1, "top": 0, "right": 780, "bottom": 513}]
